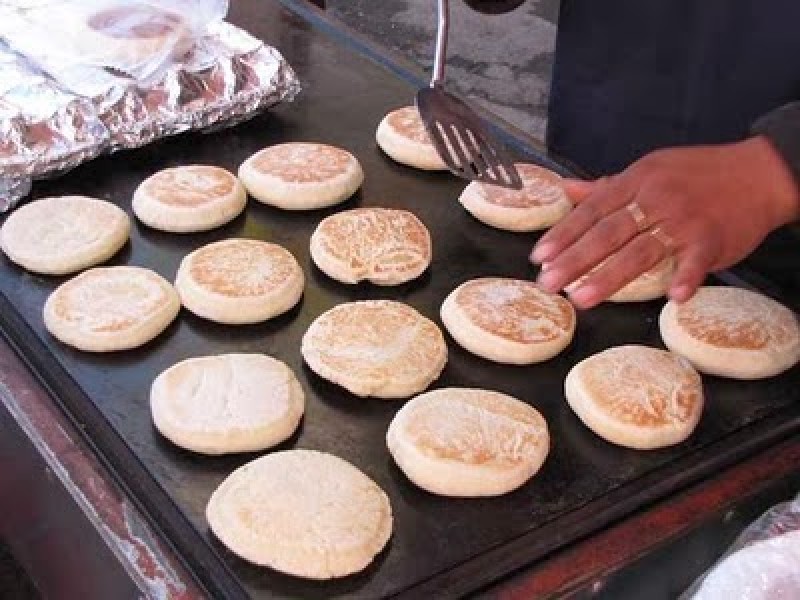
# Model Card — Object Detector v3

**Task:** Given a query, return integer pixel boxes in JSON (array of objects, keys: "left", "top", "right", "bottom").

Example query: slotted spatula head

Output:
[
  {"left": 417, "top": 85, "right": 523, "bottom": 189},
  {"left": 417, "top": 0, "right": 522, "bottom": 189}
]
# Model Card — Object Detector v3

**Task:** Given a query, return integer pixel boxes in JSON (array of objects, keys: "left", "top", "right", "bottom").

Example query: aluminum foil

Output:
[
  {"left": 0, "top": 43, "right": 109, "bottom": 205},
  {"left": 0, "top": 16, "right": 300, "bottom": 211}
]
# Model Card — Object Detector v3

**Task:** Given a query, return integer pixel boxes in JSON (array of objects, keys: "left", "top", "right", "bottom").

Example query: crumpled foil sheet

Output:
[
  {"left": 0, "top": 20, "right": 300, "bottom": 211},
  {"left": 0, "top": 44, "right": 109, "bottom": 205}
]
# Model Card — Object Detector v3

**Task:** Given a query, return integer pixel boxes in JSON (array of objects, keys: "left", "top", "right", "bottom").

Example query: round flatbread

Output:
[
  {"left": 132, "top": 165, "right": 246, "bottom": 233},
  {"left": 1, "top": 196, "right": 130, "bottom": 275},
  {"left": 150, "top": 354, "right": 305, "bottom": 455},
  {"left": 40, "top": 3, "right": 189, "bottom": 75},
  {"left": 565, "top": 256, "right": 675, "bottom": 303},
  {"left": 659, "top": 286, "right": 800, "bottom": 379},
  {"left": 238, "top": 143, "right": 364, "bottom": 210},
  {"left": 691, "top": 531, "right": 800, "bottom": 600},
  {"left": 75, "top": 3, "right": 191, "bottom": 73},
  {"left": 387, "top": 387, "right": 549, "bottom": 497},
  {"left": 458, "top": 163, "right": 572, "bottom": 231},
  {"left": 440, "top": 277, "right": 576, "bottom": 364},
  {"left": 310, "top": 208, "right": 432, "bottom": 285},
  {"left": 174, "top": 239, "right": 304, "bottom": 325},
  {"left": 301, "top": 300, "right": 447, "bottom": 398},
  {"left": 565, "top": 345, "right": 704, "bottom": 449},
  {"left": 375, "top": 106, "right": 448, "bottom": 171},
  {"left": 43, "top": 266, "right": 180, "bottom": 352},
  {"left": 207, "top": 450, "right": 392, "bottom": 580}
]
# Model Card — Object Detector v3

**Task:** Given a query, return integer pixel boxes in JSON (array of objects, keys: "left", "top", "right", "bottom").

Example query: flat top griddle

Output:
[{"left": 1, "top": 2, "right": 798, "bottom": 599}]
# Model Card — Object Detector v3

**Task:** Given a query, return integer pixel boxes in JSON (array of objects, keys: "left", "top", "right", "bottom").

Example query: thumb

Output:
[{"left": 561, "top": 178, "right": 596, "bottom": 203}]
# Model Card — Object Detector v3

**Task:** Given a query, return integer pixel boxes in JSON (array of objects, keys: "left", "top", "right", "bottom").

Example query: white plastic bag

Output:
[
  {"left": 2, "top": 0, "right": 229, "bottom": 79},
  {"left": 682, "top": 492, "right": 800, "bottom": 600}
]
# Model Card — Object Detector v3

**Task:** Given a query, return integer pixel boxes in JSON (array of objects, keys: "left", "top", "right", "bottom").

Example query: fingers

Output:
[
  {"left": 530, "top": 144, "right": 739, "bottom": 307},
  {"left": 668, "top": 242, "right": 718, "bottom": 302},
  {"left": 566, "top": 230, "right": 667, "bottom": 309},
  {"left": 532, "top": 177, "right": 633, "bottom": 264},
  {"left": 556, "top": 221, "right": 718, "bottom": 308},
  {"left": 536, "top": 207, "right": 640, "bottom": 294}
]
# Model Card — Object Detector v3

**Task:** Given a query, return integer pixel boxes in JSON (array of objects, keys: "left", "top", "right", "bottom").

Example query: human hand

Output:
[{"left": 531, "top": 136, "right": 800, "bottom": 309}]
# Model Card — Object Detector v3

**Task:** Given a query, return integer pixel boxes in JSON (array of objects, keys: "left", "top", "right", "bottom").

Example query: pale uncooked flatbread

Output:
[
  {"left": 150, "top": 354, "right": 305, "bottom": 455},
  {"left": 375, "top": 106, "right": 448, "bottom": 171},
  {"left": 43, "top": 266, "right": 180, "bottom": 352},
  {"left": 0, "top": 196, "right": 130, "bottom": 275},
  {"left": 565, "top": 345, "right": 704, "bottom": 449},
  {"left": 301, "top": 300, "right": 447, "bottom": 398},
  {"left": 565, "top": 256, "right": 675, "bottom": 303},
  {"left": 387, "top": 387, "right": 549, "bottom": 497},
  {"left": 310, "top": 208, "right": 432, "bottom": 285},
  {"left": 24, "top": 3, "right": 189, "bottom": 75},
  {"left": 238, "top": 143, "right": 364, "bottom": 210},
  {"left": 440, "top": 277, "right": 576, "bottom": 364},
  {"left": 174, "top": 239, "right": 304, "bottom": 325},
  {"left": 458, "top": 163, "right": 572, "bottom": 232},
  {"left": 659, "top": 286, "right": 800, "bottom": 379},
  {"left": 206, "top": 449, "right": 392, "bottom": 579},
  {"left": 132, "top": 165, "right": 246, "bottom": 233},
  {"left": 691, "top": 531, "right": 800, "bottom": 600}
]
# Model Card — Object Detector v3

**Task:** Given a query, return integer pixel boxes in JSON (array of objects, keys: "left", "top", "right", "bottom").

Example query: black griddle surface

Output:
[{"left": 1, "top": 2, "right": 799, "bottom": 598}]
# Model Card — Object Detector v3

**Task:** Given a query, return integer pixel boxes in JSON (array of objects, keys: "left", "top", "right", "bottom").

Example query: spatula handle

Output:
[{"left": 431, "top": 0, "right": 449, "bottom": 87}]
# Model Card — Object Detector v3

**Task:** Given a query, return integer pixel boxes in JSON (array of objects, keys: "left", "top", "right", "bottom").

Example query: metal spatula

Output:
[{"left": 416, "top": 0, "right": 523, "bottom": 189}]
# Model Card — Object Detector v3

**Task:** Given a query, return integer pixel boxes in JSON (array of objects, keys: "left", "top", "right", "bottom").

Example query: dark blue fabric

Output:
[{"left": 547, "top": 1, "right": 800, "bottom": 176}]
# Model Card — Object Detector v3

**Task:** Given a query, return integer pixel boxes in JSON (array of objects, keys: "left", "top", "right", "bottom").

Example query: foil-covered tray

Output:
[{"left": 0, "top": 5, "right": 300, "bottom": 211}]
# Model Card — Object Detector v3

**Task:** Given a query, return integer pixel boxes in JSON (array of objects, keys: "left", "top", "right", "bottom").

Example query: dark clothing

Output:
[
  {"left": 547, "top": 1, "right": 800, "bottom": 177},
  {"left": 752, "top": 101, "right": 800, "bottom": 188}
]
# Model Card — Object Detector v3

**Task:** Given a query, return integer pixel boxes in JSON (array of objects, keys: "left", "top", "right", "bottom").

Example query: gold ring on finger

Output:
[
  {"left": 649, "top": 226, "right": 675, "bottom": 253},
  {"left": 625, "top": 201, "right": 648, "bottom": 232}
]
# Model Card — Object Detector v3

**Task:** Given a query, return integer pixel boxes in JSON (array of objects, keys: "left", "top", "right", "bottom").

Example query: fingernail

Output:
[
  {"left": 669, "top": 285, "right": 692, "bottom": 303},
  {"left": 568, "top": 284, "right": 597, "bottom": 308},
  {"left": 540, "top": 261, "right": 552, "bottom": 272},
  {"left": 531, "top": 243, "right": 554, "bottom": 264},
  {"left": 536, "top": 270, "right": 559, "bottom": 293}
]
